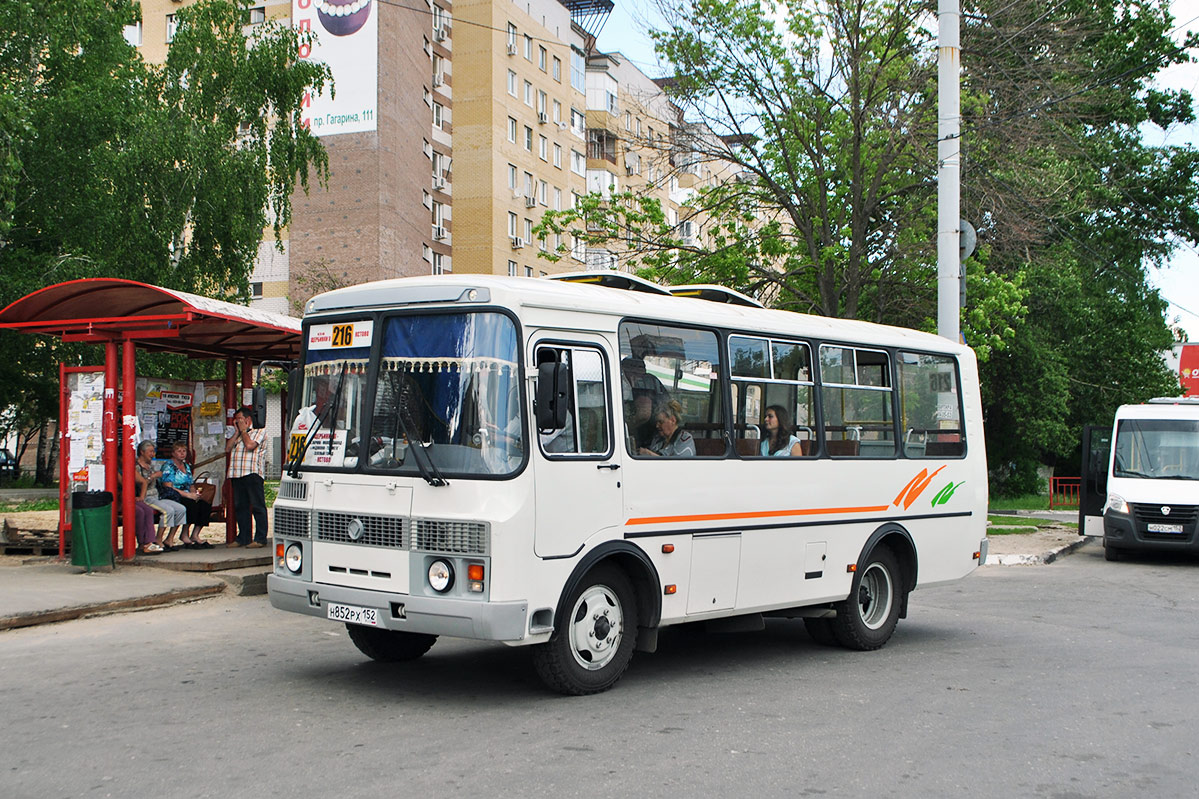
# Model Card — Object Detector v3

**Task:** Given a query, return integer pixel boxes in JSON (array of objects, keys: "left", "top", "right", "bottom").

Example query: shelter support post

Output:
[
  {"left": 57, "top": 363, "right": 68, "bottom": 558},
  {"left": 224, "top": 359, "right": 236, "bottom": 543},
  {"left": 104, "top": 341, "right": 118, "bottom": 551},
  {"left": 121, "top": 340, "right": 137, "bottom": 560}
]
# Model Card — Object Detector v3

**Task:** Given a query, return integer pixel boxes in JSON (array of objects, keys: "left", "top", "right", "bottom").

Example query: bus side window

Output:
[
  {"left": 536, "top": 345, "right": 611, "bottom": 457},
  {"left": 730, "top": 335, "right": 814, "bottom": 457},
  {"left": 819, "top": 345, "right": 896, "bottom": 457},
  {"left": 898, "top": 351, "right": 964, "bottom": 457}
]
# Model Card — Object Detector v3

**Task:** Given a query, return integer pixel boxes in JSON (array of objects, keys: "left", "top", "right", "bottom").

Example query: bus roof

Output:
[{"left": 305, "top": 275, "right": 967, "bottom": 355}]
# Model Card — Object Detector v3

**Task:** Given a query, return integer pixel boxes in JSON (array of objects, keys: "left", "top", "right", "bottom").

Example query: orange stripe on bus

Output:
[{"left": 625, "top": 505, "right": 892, "bottom": 526}]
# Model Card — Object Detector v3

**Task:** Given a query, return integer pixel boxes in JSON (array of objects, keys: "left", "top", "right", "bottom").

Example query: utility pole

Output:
[{"left": 937, "top": 0, "right": 961, "bottom": 342}]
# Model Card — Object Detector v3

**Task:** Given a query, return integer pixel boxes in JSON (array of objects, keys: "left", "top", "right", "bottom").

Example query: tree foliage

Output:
[
  {"left": 543, "top": 0, "right": 1195, "bottom": 495},
  {"left": 0, "top": 0, "right": 330, "bottom": 481}
]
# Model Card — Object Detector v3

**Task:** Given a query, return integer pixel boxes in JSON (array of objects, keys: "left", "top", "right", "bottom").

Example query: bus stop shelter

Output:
[{"left": 0, "top": 278, "right": 301, "bottom": 560}]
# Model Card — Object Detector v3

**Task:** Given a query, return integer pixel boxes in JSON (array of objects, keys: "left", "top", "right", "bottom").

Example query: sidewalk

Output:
[{"left": 0, "top": 544, "right": 275, "bottom": 631}]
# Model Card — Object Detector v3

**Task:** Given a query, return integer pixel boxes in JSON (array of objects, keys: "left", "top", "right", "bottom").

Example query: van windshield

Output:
[{"left": 1113, "top": 419, "right": 1199, "bottom": 480}]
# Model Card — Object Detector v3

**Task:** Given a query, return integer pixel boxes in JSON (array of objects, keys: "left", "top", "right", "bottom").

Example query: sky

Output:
[{"left": 594, "top": 0, "right": 1199, "bottom": 340}]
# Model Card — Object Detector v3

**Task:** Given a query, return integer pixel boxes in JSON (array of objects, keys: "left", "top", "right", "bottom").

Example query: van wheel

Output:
[
  {"left": 532, "top": 566, "right": 638, "bottom": 695},
  {"left": 1103, "top": 542, "right": 1123, "bottom": 562},
  {"left": 346, "top": 624, "right": 437, "bottom": 662},
  {"left": 832, "top": 546, "right": 902, "bottom": 650}
]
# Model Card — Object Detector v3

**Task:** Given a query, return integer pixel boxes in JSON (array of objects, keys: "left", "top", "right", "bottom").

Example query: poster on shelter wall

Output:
[
  {"left": 136, "top": 378, "right": 227, "bottom": 503},
  {"left": 293, "top": 0, "right": 378, "bottom": 136},
  {"left": 1181, "top": 344, "right": 1198, "bottom": 397}
]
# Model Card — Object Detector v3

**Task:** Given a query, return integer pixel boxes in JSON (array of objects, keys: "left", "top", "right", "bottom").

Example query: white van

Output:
[{"left": 1080, "top": 398, "right": 1199, "bottom": 561}]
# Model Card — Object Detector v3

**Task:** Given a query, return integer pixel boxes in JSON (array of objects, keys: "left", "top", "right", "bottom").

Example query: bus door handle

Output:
[{"left": 596, "top": 463, "right": 620, "bottom": 471}]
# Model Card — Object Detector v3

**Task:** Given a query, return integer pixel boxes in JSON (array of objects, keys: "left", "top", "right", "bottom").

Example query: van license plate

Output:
[
  {"left": 326, "top": 602, "right": 378, "bottom": 626},
  {"left": 1147, "top": 523, "right": 1184, "bottom": 534}
]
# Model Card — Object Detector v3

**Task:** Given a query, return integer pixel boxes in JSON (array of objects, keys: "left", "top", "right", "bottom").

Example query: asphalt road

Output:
[{"left": 3, "top": 540, "right": 1198, "bottom": 798}]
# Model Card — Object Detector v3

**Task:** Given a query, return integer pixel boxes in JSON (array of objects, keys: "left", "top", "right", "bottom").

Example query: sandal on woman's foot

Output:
[{"left": 142, "top": 544, "right": 163, "bottom": 554}]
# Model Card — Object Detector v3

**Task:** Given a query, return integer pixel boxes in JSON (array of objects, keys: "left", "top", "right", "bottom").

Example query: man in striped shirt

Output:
[{"left": 225, "top": 406, "right": 268, "bottom": 549}]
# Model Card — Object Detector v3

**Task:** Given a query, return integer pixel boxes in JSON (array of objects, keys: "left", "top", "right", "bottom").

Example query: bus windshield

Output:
[
  {"left": 1113, "top": 419, "right": 1199, "bottom": 481},
  {"left": 369, "top": 312, "right": 524, "bottom": 478}
]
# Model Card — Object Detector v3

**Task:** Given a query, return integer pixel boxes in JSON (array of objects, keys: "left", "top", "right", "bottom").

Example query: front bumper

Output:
[
  {"left": 1104, "top": 509, "right": 1199, "bottom": 554},
  {"left": 268, "top": 575, "right": 529, "bottom": 642}
]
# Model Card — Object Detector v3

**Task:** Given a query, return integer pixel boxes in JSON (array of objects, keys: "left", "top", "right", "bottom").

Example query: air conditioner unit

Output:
[
  {"left": 433, "top": 26, "right": 448, "bottom": 42},
  {"left": 433, "top": 225, "right": 448, "bottom": 240},
  {"left": 538, "top": 112, "right": 548, "bottom": 124},
  {"left": 625, "top": 165, "right": 634, "bottom": 176},
  {"left": 510, "top": 236, "right": 525, "bottom": 249},
  {"left": 432, "top": 176, "right": 446, "bottom": 190},
  {"left": 432, "top": 73, "right": 443, "bottom": 87},
  {"left": 506, "top": 43, "right": 518, "bottom": 56},
  {"left": 525, "top": 196, "right": 537, "bottom": 208},
  {"left": 557, "top": 121, "right": 568, "bottom": 130}
]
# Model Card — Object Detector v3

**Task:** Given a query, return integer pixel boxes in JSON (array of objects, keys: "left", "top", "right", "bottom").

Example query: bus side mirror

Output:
[
  {"left": 536, "top": 361, "right": 570, "bottom": 432},
  {"left": 287, "top": 369, "right": 302, "bottom": 423},
  {"left": 251, "top": 386, "right": 267, "bottom": 429}
]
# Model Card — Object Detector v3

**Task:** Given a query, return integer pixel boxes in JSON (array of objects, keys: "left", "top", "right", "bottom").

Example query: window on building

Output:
[
  {"left": 431, "top": 200, "right": 444, "bottom": 226},
  {"left": 524, "top": 80, "right": 533, "bottom": 106},
  {"left": 539, "top": 135, "right": 548, "bottom": 160},
  {"left": 508, "top": 116, "right": 517, "bottom": 142},
  {"left": 571, "top": 149, "right": 585, "bottom": 176},
  {"left": 246, "top": 6, "right": 266, "bottom": 25},
  {"left": 538, "top": 180, "right": 548, "bottom": 205},
  {"left": 570, "top": 47, "right": 585, "bottom": 92},
  {"left": 538, "top": 90, "right": 547, "bottom": 115},
  {"left": 508, "top": 70, "right": 517, "bottom": 96},
  {"left": 432, "top": 252, "right": 446, "bottom": 275},
  {"left": 123, "top": 21, "right": 142, "bottom": 46},
  {"left": 625, "top": 111, "right": 631, "bottom": 131},
  {"left": 539, "top": 46, "right": 547, "bottom": 71},
  {"left": 553, "top": 187, "right": 562, "bottom": 210},
  {"left": 250, "top": 282, "right": 263, "bottom": 299},
  {"left": 524, "top": 218, "right": 534, "bottom": 241},
  {"left": 508, "top": 163, "right": 517, "bottom": 190},
  {"left": 524, "top": 171, "right": 534, "bottom": 198},
  {"left": 432, "top": 101, "right": 444, "bottom": 129},
  {"left": 524, "top": 34, "right": 533, "bottom": 60},
  {"left": 552, "top": 99, "right": 562, "bottom": 123},
  {"left": 525, "top": 265, "right": 534, "bottom": 277},
  {"left": 508, "top": 212, "right": 518, "bottom": 237},
  {"left": 166, "top": 14, "right": 177, "bottom": 42},
  {"left": 508, "top": 260, "right": 518, "bottom": 277},
  {"left": 553, "top": 143, "right": 562, "bottom": 168},
  {"left": 570, "top": 107, "right": 585, "bottom": 137},
  {"left": 507, "top": 23, "right": 517, "bottom": 49},
  {"left": 552, "top": 56, "right": 562, "bottom": 82},
  {"left": 524, "top": 126, "right": 533, "bottom": 151}
]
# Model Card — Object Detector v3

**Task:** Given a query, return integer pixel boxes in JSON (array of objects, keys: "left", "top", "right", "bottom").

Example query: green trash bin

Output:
[{"left": 71, "top": 490, "right": 114, "bottom": 572}]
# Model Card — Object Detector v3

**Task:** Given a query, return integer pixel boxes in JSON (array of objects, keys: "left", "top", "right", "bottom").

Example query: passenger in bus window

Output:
[
  {"left": 761, "top": 405, "right": 803, "bottom": 457},
  {"left": 628, "top": 394, "right": 656, "bottom": 450},
  {"left": 640, "top": 400, "right": 695, "bottom": 457}
]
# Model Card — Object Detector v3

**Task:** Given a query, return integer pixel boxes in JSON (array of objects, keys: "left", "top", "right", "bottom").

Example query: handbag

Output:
[{"left": 193, "top": 471, "right": 217, "bottom": 505}]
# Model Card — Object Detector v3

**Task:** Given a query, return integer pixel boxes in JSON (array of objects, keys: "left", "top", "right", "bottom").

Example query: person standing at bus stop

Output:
[{"left": 225, "top": 406, "right": 268, "bottom": 549}]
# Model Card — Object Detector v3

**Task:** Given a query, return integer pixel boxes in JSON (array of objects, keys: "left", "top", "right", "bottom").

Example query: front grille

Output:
[
  {"left": 278, "top": 480, "right": 308, "bottom": 501},
  {"left": 1132, "top": 503, "right": 1198, "bottom": 541},
  {"left": 316, "top": 511, "right": 407, "bottom": 548},
  {"left": 274, "top": 507, "right": 311, "bottom": 539},
  {"left": 411, "top": 518, "right": 490, "bottom": 555}
]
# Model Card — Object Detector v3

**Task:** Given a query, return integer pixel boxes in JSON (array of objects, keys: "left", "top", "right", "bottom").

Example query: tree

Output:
[{"left": 0, "top": 0, "right": 330, "bottom": 482}]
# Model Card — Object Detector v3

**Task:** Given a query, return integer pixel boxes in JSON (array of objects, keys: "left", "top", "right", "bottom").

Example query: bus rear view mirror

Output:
[{"left": 536, "top": 361, "right": 570, "bottom": 432}]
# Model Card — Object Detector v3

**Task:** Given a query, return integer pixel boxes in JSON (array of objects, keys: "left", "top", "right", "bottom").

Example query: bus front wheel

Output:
[
  {"left": 346, "top": 624, "right": 437, "bottom": 662},
  {"left": 533, "top": 565, "right": 638, "bottom": 695},
  {"left": 832, "top": 546, "right": 902, "bottom": 650}
]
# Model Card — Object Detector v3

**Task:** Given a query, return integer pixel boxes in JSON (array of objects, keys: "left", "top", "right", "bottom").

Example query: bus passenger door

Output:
[
  {"left": 532, "top": 340, "right": 624, "bottom": 558},
  {"left": 1078, "top": 424, "right": 1111, "bottom": 536}
]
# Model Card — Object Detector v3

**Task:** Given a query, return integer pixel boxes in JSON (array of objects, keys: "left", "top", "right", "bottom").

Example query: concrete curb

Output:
[
  {"left": 213, "top": 567, "right": 268, "bottom": 596},
  {"left": 0, "top": 583, "right": 226, "bottom": 631},
  {"left": 985, "top": 536, "right": 1091, "bottom": 566}
]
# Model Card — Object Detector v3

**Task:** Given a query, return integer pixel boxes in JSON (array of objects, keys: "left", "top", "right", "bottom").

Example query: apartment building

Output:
[{"left": 452, "top": 0, "right": 594, "bottom": 277}]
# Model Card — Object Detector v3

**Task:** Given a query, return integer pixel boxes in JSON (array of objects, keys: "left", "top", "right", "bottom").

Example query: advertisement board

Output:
[{"left": 293, "top": 0, "right": 378, "bottom": 136}]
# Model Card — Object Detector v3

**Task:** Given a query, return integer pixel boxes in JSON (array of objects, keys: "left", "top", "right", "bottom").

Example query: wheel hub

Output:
[{"left": 568, "top": 584, "right": 623, "bottom": 671}]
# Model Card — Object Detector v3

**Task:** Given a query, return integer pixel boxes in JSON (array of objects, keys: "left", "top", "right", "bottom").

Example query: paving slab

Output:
[{"left": 0, "top": 562, "right": 225, "bottom": 631}]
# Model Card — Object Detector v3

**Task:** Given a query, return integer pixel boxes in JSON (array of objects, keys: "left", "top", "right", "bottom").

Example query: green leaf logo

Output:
[{"left": 931, "top": 481, "right": 964, "bottom": 507}]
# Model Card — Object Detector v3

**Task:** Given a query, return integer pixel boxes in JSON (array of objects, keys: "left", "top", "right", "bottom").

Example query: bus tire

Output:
[
  {"left": 832, "top": 546, "right": 902, "bottom": 651},
  {"left": 803, "top": 617, "right": 838, "bottom": 646},
  {"left": 346, "top": 624, "right": 437, "bottom": 662},
  {"left": 532, "top": 565, "right": 638, "bottom": 695}
]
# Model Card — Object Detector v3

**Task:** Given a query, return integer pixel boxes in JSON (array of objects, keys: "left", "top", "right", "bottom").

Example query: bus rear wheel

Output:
[
  {"left": 532, "top": 565, "right": 638, "bottom": 695},
  {"left": 832, "top": 546, "right": 902, "bottom": 651},
  {"left": 346, "top": 624, "right": 437, "bottom": 662}
]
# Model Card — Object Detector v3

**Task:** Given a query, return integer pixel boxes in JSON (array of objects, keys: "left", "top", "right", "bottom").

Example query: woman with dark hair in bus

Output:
[{"left": 761, "top": 405, "right": 803, "bottom": 457}]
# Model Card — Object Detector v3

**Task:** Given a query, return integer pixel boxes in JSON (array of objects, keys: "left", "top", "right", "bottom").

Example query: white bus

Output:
[{"left": 267, "top": 274, "right": 988, "bottom": 694}]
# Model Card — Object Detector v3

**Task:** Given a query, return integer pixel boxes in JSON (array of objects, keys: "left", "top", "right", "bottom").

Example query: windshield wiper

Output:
[
  {"left": 286, "top": 366, "right": 347, "bottom": 478},
  {"left": 391, "top": 401, "right": 448, "bottom": 487}
]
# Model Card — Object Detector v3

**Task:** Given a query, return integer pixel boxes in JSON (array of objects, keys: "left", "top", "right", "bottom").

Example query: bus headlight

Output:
[
  {"left": 428, "top": 559, "right": 454, "bottom": 593},
  {"left": 1105, "top": 494, "right": 1129, "bottom": 515},
  {"left": 285, "top": 543, "right": 303, "bottom": 574}
]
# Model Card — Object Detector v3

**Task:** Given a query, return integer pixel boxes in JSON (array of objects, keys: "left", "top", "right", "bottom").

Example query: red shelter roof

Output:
[{"left": 0, "top": 278, "right": 301, "bottom": 360}]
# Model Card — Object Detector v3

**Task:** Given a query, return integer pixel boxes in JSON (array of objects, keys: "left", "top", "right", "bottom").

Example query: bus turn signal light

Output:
[
  {"left": 846, "top": 564, "right": 857, "bottom": 573},
  {"left": 276, "top": 543, "right": 284, "bottom": 559},
  {"left": 664, "top": 584, "right": 677, "bottom": 595},
  {"left": 662, "top": 544, "right": 674, "bottom": 554},
  {"left": 467, "top": 564, "right": 484, "bottom": 581}
]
